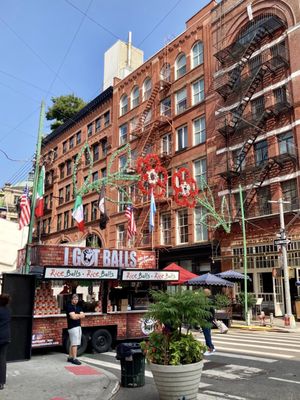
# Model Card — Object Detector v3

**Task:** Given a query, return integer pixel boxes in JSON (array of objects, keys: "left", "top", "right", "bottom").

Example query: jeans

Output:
[
  {"left": 202, "top": 327, "right": 214, "bottom": 350},
  {"left": 0, "top": 343, "right": 8, "bottom": 385}
]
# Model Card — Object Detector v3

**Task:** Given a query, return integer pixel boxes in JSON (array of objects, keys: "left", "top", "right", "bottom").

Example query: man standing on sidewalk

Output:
[{"left": 66, "top": 294, "right": 85, "bottom": 365}]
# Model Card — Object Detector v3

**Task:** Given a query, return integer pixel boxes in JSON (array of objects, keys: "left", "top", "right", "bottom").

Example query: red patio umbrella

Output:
[{"left": 163, "top": 263, "right": 198, "bottom": 285}]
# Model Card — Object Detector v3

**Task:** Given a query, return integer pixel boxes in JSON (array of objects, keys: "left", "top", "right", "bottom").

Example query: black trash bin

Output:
[{"left": 116, "top": 343, "right": 145, "bottom": 387}]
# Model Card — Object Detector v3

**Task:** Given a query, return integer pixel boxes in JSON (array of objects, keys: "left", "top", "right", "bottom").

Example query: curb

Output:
[{"left": 230, "top": 324, "right": 290, "bottom": 332}]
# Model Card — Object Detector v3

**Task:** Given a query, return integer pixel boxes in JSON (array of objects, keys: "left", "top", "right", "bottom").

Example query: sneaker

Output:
[
  {"left": 71, "top": 358, "right": 82, "bottom": 365},
  {"left": 204, "top": 348, "right": 216, "bottom": 356},
  {"left": 67, "top": 357, "right": 73, "bottom": 363}
]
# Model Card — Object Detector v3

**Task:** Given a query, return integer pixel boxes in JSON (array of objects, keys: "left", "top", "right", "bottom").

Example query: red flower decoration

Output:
[
  {"left": 172, "top": 167, "right": 198, "bottom": 208},
  {"left": 136, "top": 154, "right": 168, "bottom": 199}
]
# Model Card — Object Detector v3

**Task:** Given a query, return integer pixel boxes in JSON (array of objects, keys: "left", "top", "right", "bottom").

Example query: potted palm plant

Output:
[{"left": 141, "top": 289, "right": 211, "bottom": 400}]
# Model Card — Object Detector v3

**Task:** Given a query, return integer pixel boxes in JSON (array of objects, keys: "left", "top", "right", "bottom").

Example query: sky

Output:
[{"left": 0, "top": 0, "right": 210, "bottom": 187}]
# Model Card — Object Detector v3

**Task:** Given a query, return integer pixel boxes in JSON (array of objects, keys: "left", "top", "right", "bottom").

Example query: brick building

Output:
[{"left": 38, "top": 0, "right": 300, "bottom": 314}]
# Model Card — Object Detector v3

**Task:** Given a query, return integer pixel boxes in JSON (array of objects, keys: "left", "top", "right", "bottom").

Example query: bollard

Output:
[{"left": 270, "top": 313, "right": 274, "bottom": 326}]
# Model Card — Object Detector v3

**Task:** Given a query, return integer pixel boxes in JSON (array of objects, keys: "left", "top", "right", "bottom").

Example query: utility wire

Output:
[{"left": 0, "top": 148, "right": 30, "bottom": 162}]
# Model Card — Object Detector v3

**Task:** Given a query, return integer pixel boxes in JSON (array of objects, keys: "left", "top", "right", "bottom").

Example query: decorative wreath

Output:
[
  {"left": 172, "top": 167, "right": 198, "bottom": 207},
  {"left": 136, "top": 154, "right": 168, "bottom": 199}
]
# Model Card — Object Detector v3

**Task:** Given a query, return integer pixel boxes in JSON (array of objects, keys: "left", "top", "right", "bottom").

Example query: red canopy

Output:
[{"left": 163, "top": 263, "right": 198, "bottom": 285}]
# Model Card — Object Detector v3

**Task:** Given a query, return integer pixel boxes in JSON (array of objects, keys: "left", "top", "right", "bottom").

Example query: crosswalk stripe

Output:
[
  {"left": 268, "top": 377, "right": 300, "bottom": 385},
  {"left": 208, "top": 338, "right": 300, "bottom": 353},
  {"left": 211, "top": 334, "right": 300, "bottom": 345},
  {"left": 214, "top": 346, "right": 293, "bottom": 359},
  {"left": 215, "top": 352, "right": 276, "bottom": 363},
  {"left": 211, "top": 336, "right": 300, "bottom": 346},
  {"left": 221, "top": 331, "right": 300, "bottom": 339},
  {"left": 200, "top": 390, "right": 248, "bottom": 400}
]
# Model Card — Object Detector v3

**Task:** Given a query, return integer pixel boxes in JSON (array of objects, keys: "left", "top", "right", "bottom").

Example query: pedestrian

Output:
[
  {"left": 202, "top": 288, "right": 216, "bottom": 356},
  {"left": 0, "top": 293, "right": 11, "bottom": 390},
  {"left": 66, "top": 294, "right": 85, "bottom": 365}
]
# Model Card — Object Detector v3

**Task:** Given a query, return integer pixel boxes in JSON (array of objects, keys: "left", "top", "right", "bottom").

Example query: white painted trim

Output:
[
  {"left": 218, "top": 171, "right": 300, "bottom": 196},
  {"left": 269, "top": 377, "right": 300, "bottom": 385},
  {"left": 216, "top": 352, "right": 276, "bottom": 363}
]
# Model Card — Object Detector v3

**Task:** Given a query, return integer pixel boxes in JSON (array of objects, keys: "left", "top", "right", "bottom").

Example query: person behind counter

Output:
[
  {"left": 66, "top": 294, "right": 85, "bottom": 365},
  {"left": 0, "top": 294, "right": 11, "bottom": 390}
]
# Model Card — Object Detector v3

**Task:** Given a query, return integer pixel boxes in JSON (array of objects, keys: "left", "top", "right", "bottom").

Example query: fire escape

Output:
[
  {"left": 130, "top": 78, "right": 173, "bottom": 248},
  {"left": 214, "top": 15, "right": 294, "bottom": 218}
]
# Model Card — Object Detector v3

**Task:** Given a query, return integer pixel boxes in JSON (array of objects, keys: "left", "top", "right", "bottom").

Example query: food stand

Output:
[{"left": 16, "top": 244, "right": 179, "bottom": 355}]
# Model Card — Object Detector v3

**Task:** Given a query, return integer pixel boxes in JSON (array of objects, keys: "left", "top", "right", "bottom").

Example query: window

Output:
[
  {"left": 118, "top": 188, "right": 127, "bottom": 212},
  {"left": 232, "top": 148, "right": 246, "bottom": 171},
  {"left": 274, "top": 86, "right": 287, "bottom": 104},
  {"left": 44, "top": 195, "right": 49, "bottom": 210},
  {"left": 161, "top": 213, "right": 171, "bottom": 245},
  {"left": 93, "top": 143, "right": 99, "bottom": 161},
  {"left": 143, "top": 110, "right": 152, "bottom": 127},
  {"left": 257, "top": 186, "right": 271, "bottom": 215},
  {"left": 86, "top": 234, "right": 101, "bottom": 247},
  {"left": 282, "top": 179, "right": 299, "bottom": 211},
  {"left": 57, "top": 214, "right": 62, "bottom": 231},
  {"left": 167, "top": 170, "right": 173, "bottom": 197},
  {"left": 119, "top": 124, "right": 128, "bottom": 145},
  {"left": 255, "top": 140, "right": 268, "bottom": 165},
  {"left": 65, "top": 184, "right": 71, "bottom": 202},
  {"left": 194, "top": 207, "right": 208, "bottom": 241},
  {"left": 69, "top": 136, "right": 74, "bottom": 149},
  {"left": 63, "top": 141, "right": 67, "bottom": 154},
  {"left": 193, "top": 116, "right": 206, "bottom": 145},
  {"left": 131, "top": 86, "right": 139, "bottom": 108},
  {"left": 192, "top": 41, "right": 204, "bottom": 68},
  {"left": 101, "top": 138, "right": 108, "bottom": 156},
  {"left": 119, "top": 155, "right": 127, "bottom": 170},
  {"left": 66, "top": 159, "right": 72, "bottom": 176},
  {"left": 117, "top": 224, "right": 126, "bottom": 248},
  {"left": 95, "top": 118, "right": 101, "bottom": 132},
  {"left": 143, "top": 77, "right": 152, "bottom": 101},
  {"left": 176, "top": 87, "right": 187, "bottom": 114},
  {"left": 161, "top": 133, "right": 172, "bottom": 155},
  {"left": 248, "top": 54, "right": 262, "bottom": 75},
  {"left": 192, "top": 79, "right": 204, "bottom": 105},
  {"left": 278, "top": 131, "right": 295, "bottom": 155},
  {"left": 87, "top": 123, "right": 93, "bottom": 137},
  {"left": 176, "top": 53, "right": 186, "bottom": 79},
  {"left": 101, "top": 167, "right": 107, "bottom": 178},
  {"left": 92, "top": 171, "right": 98, "bottom": 182},
  {"left": 76, "top": 131, "right": 81, "bottom": 145},
  {"left": 141, "top": 229, "right": 150, "bottom": 246},
  {"left": 49, "top": 193, "right": 53, "bottom": 209},
  {"left": 120, "top": 94, "right": 128, "bottom": 115},
  {"left": 194, "top": 158, "right": 207, "bottom": 189},
  {"left": 130, "top": 117, "right": 138, "bottom": 134},
  {"left": 104, "top": 111, "right": 110, "bottom": 127},
  {"left": 91, "top": 200, "right": 98, "bottom": 220},
  {"left": 251, "top": 96, "right": 265, "bottom": 120},
  {"left": 177, "top": 125, "right": 188, "bottom": 151},
  {"left": 160, "top": 97, "right": 171, "bottom": 117},
  {"left": 59, "top": 188, "right": 64, "bottom": 205},
  {"left": 177, "top": 209, "right": 188, "bottom": 244},
  {"left": 160, "top": 63, "right": 171, "bottom": 82},
  {"left": 53, "top": 147, "right": 58, "bottom": 160},
  {"left": 64, "top": 211, "right": 69, "bottom": 230},
  {"left": 83, "top": 204, "right": 88, "bottom": 223}
]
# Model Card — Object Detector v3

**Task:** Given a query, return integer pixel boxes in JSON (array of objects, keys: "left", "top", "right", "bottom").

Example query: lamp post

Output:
[{"left": 269, "top": 198, "right": 296, "bottom": 328}]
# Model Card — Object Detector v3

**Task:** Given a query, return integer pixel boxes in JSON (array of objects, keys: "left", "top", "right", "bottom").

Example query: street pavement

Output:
[{"left": 2, "top": 318, "right": 300, "bottom": 400}]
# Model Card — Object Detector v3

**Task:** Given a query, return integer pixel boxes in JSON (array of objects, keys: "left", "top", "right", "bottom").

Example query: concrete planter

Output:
[{"left": 150, "top": 360, "right": 203, "bottom": 400}]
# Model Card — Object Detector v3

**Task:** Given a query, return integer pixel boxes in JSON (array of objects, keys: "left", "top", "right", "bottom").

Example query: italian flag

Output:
[
  {"left": 35, "top": 165, "right": 45, "bottom": 218},
  {"left": 72, "top": 195, "right": 84, "bottom": 232}
]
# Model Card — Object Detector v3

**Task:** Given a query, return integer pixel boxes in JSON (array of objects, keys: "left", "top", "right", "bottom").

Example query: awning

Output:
[{"left": 163, "top": 263, "right": 198, "bottom": 285}]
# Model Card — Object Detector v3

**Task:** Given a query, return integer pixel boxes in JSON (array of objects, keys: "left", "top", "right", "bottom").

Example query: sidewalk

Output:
[
  {"left": 230, "top": 317, "right": 300, "bottom": 332},
  {"left": 3, "top": 351, "right": 119, "bottom": 400}
]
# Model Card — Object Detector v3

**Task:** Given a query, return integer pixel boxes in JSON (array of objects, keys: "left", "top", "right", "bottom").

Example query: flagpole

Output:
[{"left": 25, "top": 101, "right": 45, "bottom": 274}]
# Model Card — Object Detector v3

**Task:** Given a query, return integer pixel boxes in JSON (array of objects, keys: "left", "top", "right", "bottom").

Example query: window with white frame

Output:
[
  {"left": 130, "top": 117, "right": 138, "bottom": 135},
  {"left": 161, "top": 133, "right": 172, "bottom": 155},
  {"left": 255, "top": 140, "right": 268, "bottom": 165},
  {"left": 175, "top": 87, "right": 187, "bottom": 114},
  {"left": 194, "top": 206, "right": 208, "bottom": 241},
  {"left": 176, "top": 53, "right": 186, "bottom": 79},
  {"left": 282, "top": 179, "right": 299, "bottom": 211},
  {"left": 177, "top": 209, "right": 188, "bottom": 244},
  {"left": 119, "top": 124, "right": 128, "bottom": 145},
  {"left": 143, "top": 109, "right": 152, "bottom": 126},
  {"left": 118, "top": 188, "right": 127, "bottom": 212},
  {"left": 192, "top": 41, "right": 204, "bottom": 68},
  {"left": 117, "top": 224, "right": 126, "bottom": 248},
  {"left": 131, "top": 86, "right": 139, "bottom": 108},
  {"left": 193, "top": 116, "right": 206, "bottom": 145},
  {"left": 143, "top": 77, "right": 152, "bottom": 101},
  {"left": 160, "top": 97, "right": 171, "bottom": 116},
  {"left": 194, "top": 158, "right": 206, "bottom": 189},
  {"left": 120, "top": 94, "right": 128, "bottom": 116},
  {"left": 119, "top": 155, "right": 127, "bottom": 170},
  {"left": 232, "top": 148, "right": 246, "bottom": 171},
  {"left": 160, "top": 63, "right": 171, "bottom": 82},
  {"left": 192, "top": 79, "right": 204, "bottom": 105},
  {"left": 161, "top": 213, "right": 171, "bottom": 245},
  {"left": 177, "top": 125, "right": 188, "bottom": 151},
  {"left": 278, "top": 131, "right": 295, "bottom": 155}
]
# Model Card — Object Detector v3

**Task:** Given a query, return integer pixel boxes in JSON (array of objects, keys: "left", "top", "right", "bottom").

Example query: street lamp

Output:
[{"left": 269, "top": 198, "right": 296, "bottom": 328}]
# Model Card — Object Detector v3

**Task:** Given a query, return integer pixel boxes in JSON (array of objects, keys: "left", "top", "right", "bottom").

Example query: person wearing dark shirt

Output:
[
  {"left": 0, "top": 294, "right": 11, "bottom": 390},
  {"left": 66, "top": 294, "right": 85, "bottom": 365},
  {"left": 202, "top": 288, "right": 216, "bottom": 356}
]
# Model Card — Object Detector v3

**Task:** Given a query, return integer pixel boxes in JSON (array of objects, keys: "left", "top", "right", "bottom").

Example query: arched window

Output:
[
  {"left": 131, "top": 86, "right": 140, "bottom": 108},
  {"left": 143, "top": 77, "right": 152, "bottom": 101},
  {"left": 175, "top": 53, "right": 186, "bottom": 79},
  {"left": 120, "top": 94, "right": 128, "bottom": 116},
  {"left": 192, "top": 41, "right": 203, "bottom": 68},
  {"left": 160, "top": 63, "right": 171, "bottom": 82},
  {"left": 86, "top": 234, "right": 102, "bottom": 248}
]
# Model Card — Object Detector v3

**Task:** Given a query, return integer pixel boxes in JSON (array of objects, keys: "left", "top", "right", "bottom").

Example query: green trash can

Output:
[{"left": 116, "top": 343, "right": 145, "bottom": 387}]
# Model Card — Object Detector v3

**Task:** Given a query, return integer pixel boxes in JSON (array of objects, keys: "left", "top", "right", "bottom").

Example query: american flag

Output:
[
  {"left": 19, "top": 185, "right": 31, "bottom": 230},
  {"left": 125, "top": 205, "right": 136, "bottom": 239}
]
